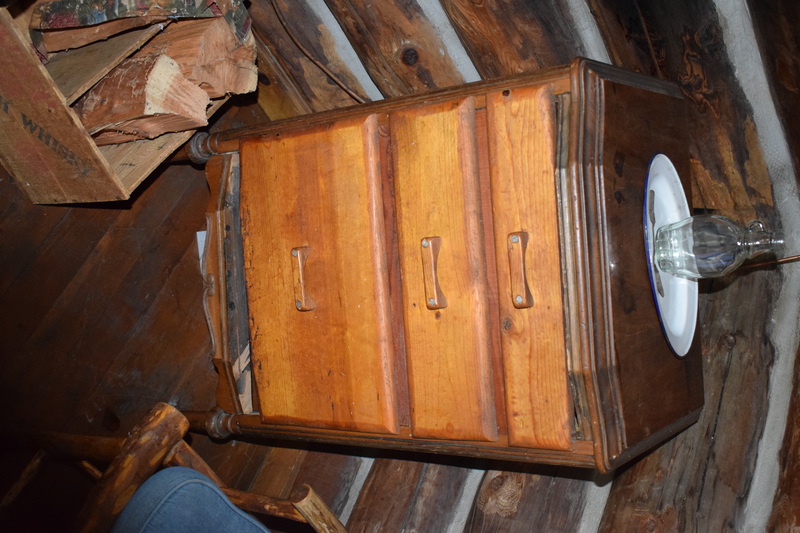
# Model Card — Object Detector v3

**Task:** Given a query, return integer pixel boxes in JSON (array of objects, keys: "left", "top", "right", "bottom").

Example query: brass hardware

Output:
[
  {"left": 291, "top": 246, "right": 316, "bottom": 311},
  {"left": 420, "top": 236, "right": 447, "bottom": 310},
  {"left": 507, "top": 231, "right": 533, "bottom": 309}
]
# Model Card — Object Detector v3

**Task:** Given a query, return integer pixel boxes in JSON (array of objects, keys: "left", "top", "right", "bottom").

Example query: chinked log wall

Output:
[{"left": 242, "top": 0, "right": 800, "bottom": 531}]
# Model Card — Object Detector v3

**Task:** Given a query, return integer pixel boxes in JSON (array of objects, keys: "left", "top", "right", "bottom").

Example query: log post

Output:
[
  {"left": 72, "top": 402, "right": 189, "bottom": 533},
  {"left": 292, "top": 484, "right": 349, "bottom": 533}
]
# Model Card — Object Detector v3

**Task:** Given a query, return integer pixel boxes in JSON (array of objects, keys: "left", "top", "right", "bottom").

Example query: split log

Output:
[
  {"left": 35, "top": 16, "right": 169, "bottom": 53},
  {"left": 140, "top": 17, "right": 257, "bottom": 98},
  {"left": 73, "top": 54, "right": 210, "bottom": 146},
  {"left": 72, "top": 17, "right": 256, "bottom": 145}
]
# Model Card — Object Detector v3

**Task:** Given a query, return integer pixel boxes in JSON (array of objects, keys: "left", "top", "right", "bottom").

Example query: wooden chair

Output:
[{"left": 2, "top": 403, "right": 347, "bottom": 533}]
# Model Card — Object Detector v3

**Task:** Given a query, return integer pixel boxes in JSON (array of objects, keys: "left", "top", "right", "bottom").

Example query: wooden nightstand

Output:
[{"left": 194, "top": 58, "right": 703, "bottom": 473}]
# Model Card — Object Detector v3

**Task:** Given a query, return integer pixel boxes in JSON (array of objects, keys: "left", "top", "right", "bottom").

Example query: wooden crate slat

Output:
[{"left": 0, "top": 7, "right": 125, "bottom": 204}]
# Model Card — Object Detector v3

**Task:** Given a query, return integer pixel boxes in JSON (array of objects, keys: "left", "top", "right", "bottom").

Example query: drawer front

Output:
[
  {"left": 240, "top": 115, "right": 400, "bottom": 434},
  {"left": 487, "top": 84, "right": 573, "bottom": 450},
  {"left": 391, "top": 98, "right": 498, "bottom": 442}
]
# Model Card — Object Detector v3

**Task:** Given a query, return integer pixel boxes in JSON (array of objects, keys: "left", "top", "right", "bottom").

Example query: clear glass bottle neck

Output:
[{"left": 744, "top": 220, "right": 784, "bottom": 260}]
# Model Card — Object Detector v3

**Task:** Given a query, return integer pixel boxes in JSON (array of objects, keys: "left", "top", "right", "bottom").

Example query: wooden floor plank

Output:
[
  {"left": 0, "top": 191, "right": 67, "bottom": 296},
  {"left": 0, "top": 189, "right": 120, "bottom": 350},
  {"left": 0, "top": 164, "right": 207, "bottom": 433},
  {"left": 68, "top": 242, "right": 215, "bottom": 435}
]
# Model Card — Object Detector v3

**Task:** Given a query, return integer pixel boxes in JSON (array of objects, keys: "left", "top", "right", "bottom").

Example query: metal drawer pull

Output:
[
  {"left": 508, "top": 231, "right": 533, "bottom": 309},
  {"left": 420, "top": 236, "right": 447, "bottom": 310},
  {"left": 291, "top": 246, "right": 316, "bottom": 311}
]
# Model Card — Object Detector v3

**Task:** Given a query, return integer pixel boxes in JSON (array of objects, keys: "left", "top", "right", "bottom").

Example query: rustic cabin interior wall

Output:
[{"left": 1, "top": 0, "right": 799, "bottom": 532}]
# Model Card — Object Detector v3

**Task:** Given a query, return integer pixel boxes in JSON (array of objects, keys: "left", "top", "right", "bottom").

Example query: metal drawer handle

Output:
[
  {"left": 291, "top": 246, "right": 316, "bottom": 311},
  {"left": 420, "top": 236, "right": 447, "bottom": 310},
  {"left": 507, "top": 232, "right": 533, "bottom": 309}
]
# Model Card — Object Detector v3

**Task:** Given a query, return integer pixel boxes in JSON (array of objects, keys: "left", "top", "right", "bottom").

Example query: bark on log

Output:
[{"left": 73, "top": 402, "right": 189, "bottom": 533}]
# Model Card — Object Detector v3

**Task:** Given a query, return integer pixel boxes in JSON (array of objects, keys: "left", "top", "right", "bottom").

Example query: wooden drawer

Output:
[
  {"left": 391, "top": 97, "right": 497, "bottom": 442},
  {"left": 486, "top": 82, "right": 574, "bottom": 451},
  {"left": 240, "top": 115, "right": 400, "bottom": 434}
]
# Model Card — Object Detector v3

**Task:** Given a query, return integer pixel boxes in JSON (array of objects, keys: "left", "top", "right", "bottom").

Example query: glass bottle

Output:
[{"left": 654, "top": 215, "right": 784, "bottom": 279}]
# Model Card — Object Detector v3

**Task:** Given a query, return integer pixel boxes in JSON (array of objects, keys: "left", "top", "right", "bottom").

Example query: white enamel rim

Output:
[{"left": 643, "top": 154, "right": 698, "bottom": 357}]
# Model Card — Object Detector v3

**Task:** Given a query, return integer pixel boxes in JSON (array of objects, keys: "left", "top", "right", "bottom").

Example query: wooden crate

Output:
[{"left": 0, "top": 7, "right": 224, "bottom": 204}]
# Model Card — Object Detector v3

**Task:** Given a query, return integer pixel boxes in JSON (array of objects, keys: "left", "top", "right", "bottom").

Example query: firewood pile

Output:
[{"left": 27, "top": 0, "right": 257, "bottom": 145}]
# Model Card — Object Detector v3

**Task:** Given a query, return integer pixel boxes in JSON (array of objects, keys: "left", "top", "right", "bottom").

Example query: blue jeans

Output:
[{"left": 111, "top": 467, "right": 270, "bottom": 533}]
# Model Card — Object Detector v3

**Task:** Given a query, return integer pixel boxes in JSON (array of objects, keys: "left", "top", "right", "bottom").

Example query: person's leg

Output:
[{"left": 110, "top": 467, "right": 271, "bottom": 533}]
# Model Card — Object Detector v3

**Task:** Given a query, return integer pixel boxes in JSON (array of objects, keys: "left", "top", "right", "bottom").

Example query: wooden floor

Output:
[{"left": 0, "top": 160, "right": 219, "bottom": 530}]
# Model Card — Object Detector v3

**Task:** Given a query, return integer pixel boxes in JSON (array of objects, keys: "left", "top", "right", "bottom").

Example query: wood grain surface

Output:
[
  {"left": 391, "top": 97, "right": 497, "bottom": 442},
  {"left": 324, "top": 0, "right": 465, "bottom": 96},
  {"left": 486, "top": 82, "right": 573, "bottom": 451},
  {"left": 241, "top": 115, "right": 399, "bottom": 434}
]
